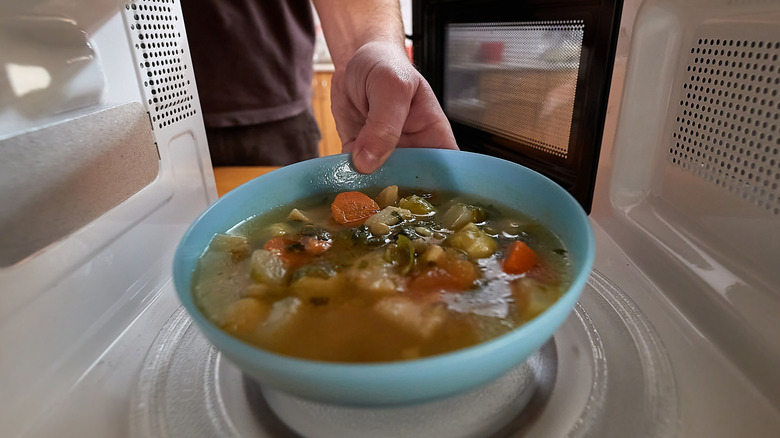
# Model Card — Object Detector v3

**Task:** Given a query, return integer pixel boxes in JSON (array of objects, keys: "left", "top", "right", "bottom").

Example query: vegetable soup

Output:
[{"left": 192, "top": 186, "right": 572, "bottom": 363}]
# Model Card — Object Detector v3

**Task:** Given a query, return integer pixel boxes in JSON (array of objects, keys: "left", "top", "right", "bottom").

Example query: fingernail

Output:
[{"left": 354, "top": 149, "right": 380, "bottom": 174}]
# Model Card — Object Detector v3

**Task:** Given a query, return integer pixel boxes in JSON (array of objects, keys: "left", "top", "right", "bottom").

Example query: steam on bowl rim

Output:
[{"left": 173, "top": 148, "right": 595, "bottom": 407}]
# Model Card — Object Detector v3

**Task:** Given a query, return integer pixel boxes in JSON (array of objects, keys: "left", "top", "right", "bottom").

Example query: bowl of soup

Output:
[{"left": 173, "top": 148, "right": 594, "bottom": 407}]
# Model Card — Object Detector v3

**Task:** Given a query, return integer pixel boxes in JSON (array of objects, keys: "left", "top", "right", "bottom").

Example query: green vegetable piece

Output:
[
  {"left": 385, "top": 234, "right": 416, "bottom": 275},
  {"left": 399, "top": 195, "right": 435, "bottom": 215},
  {"left": 337, "top": 224, "right": 382, "bottom": 247},
  {"left": 471, "top": 206, "right": 488, "bottom": 223},
  {"left": 299, "top": 224, "right": 331, "bottom": 241}
]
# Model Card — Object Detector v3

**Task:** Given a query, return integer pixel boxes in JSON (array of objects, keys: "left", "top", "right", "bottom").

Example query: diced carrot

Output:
[
  {"left": 300, "top": 235, "right": 332, "bottom": 255},
  {"left": 331, "top": 191, "right": 380, "bottom": 224},
  {"left": 263, "top": 237, "right": 296, "bottom": 252},
  {"left": 527, "top": 263, "right": 556, "bottom": 283},
  {"left": 503, "top": 241, "right": 537, "bottom": 275},
  {"left": 409, "top": 254, "right": 478, "bottom": 296},
  {"left": 264, "top": 237, "right": 309, "bottom": 268},
  {"left": 409, "top": 268, "right": 465, "bottom": 295}
]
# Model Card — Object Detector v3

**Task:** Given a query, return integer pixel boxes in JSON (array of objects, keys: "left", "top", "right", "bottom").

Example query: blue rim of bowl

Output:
[{"left": 173, "top": 149, "right": 595, "bottom": 405}]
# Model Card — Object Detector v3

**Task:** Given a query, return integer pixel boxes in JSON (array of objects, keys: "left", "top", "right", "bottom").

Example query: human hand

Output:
[{"left": 330, "top": 41, "right": 458, "bottom": 174}]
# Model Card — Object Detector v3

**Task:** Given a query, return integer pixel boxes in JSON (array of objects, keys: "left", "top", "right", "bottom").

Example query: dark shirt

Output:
[{"left": 181, "top": 0, "right": 316, "bottom": 128}]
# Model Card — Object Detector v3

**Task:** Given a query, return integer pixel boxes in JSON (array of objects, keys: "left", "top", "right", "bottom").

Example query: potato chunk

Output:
[
  {"left": 511, "top": 278, "right": 560, "bottom": 320},
  {"left": 221, "top": 298, "right": 270, "bottom": 336},
  {"left": 258, "top": 297, "right": 302, "bottom": 337},
  {"left": 289, "top": 274, "right": 346, "bottom": 301},
  {"left": 375, "top": 185, "right": 399, "bottom": 208},
  {"left": 420, "top": 244, "right": 445, "bottom": 265},
  {"left": 208, "top": 233, "right": 251, "bottom": 262},
  {"left": 287, "top": 208, "right": 311, "bottom": 222},
  {"left": 250, "top": 249, "right": 288, "bottom": 285},
  {"left": 346, "top": 252, "right": 404, "bottom": 295},
  {"left": 374, "top": 297, "right": 447, "bottom": 338},
  {"left": 447, "top": 222, "right": 498, "bottom": 259},
  {"left": 193, "top": 242, "right": 250, "bottom": 325},
  {"left": 440, "top": 203, "right": 487, "bottom": 231}
]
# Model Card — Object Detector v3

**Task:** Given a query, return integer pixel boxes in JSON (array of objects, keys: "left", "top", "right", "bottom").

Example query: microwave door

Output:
[{"left": 413, "top": 0, "right": 624, "bottom": 212}]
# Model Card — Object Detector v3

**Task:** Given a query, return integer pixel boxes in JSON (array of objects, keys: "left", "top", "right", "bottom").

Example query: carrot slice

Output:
[
  {"left": 300, "top": 235, "right": 332, "bottom": 255},
  {"left": 409, "top": 266, "right": 475, "bottom": 295},
  {"left": 263, "top": 237, "right": 296, "bottom": 253},
  {"left": 331, "top": 191, "right": 380, "bottom": 224},
  {"left": 503, "top": 241, "right": 537, "bottom": 275},
  {"left": 409, "top": 252, "right": 478, "bottom": 296},
  {"left": 264, "top": 237, "right": 309, "bottom": 268}
]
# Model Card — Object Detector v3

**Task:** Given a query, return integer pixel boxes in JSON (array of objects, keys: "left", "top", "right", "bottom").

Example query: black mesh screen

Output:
[{"left": 444, "top": 21, "right": 584, "bottom": 158}]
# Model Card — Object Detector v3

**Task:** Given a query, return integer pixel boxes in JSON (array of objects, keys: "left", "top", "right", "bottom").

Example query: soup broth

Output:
[{"left": 192, "top": 186, "right": 572, "bottom": 363}]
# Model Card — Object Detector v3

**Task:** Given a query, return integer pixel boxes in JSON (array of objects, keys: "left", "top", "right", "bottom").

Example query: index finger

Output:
[{"left": 351, "top": 75, "right": 413, "bottom": 174}]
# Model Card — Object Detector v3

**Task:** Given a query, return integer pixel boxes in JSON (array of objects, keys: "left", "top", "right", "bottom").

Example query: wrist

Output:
[
  {"left": 313, "top": 0, "right": 405, "bottom": 70},
  {"left": 332, "top": 40, "right": 410, "bottom": 80}
]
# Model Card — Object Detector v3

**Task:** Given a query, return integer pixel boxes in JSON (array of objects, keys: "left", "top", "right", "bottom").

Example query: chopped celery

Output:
[{"left": 440, "top": 203, "right": 488, "bottom": 230}]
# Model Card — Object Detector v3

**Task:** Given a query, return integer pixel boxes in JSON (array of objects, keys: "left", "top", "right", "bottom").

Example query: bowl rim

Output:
[{"left": 173, "top": 148, "right": 595, "bottom": 404}]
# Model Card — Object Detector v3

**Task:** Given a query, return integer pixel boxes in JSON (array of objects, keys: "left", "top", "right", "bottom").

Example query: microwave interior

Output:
[{"left": 1, "top": 0, "right": 780, "bottom": 436}]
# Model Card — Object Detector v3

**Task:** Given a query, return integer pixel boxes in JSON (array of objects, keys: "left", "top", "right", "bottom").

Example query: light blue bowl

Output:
[{"left": 173, "top": 149, "right": 594, "bottom": 407}]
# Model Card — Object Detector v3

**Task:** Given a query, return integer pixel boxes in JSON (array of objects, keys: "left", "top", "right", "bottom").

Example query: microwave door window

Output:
[{"left": 444, "top": 21, "right": 584, "bottom": 160}]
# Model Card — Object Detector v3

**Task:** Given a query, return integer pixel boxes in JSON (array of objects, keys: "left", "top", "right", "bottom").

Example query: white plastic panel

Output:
[
  {"left": 0, "top": 1, "right": 216, "bottom": 436},
  {"left": 122, "top": 0, "right": 198, "bottom": 130},
  {"left": 605, "top": 0, "right": 780, "bottom": 410},
  {"left": 671, "top": 32, "right": 780, "bottom": 215}
]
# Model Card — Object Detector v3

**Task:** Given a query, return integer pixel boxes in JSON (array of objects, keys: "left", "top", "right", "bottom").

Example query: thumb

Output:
[{"left": 352, "top": 84, "right": 411, "bottom": 174}]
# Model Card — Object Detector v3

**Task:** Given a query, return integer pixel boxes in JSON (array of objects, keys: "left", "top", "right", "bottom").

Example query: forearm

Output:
[{"left": 311, "top": 0, "right": 405, "bottom": 70}]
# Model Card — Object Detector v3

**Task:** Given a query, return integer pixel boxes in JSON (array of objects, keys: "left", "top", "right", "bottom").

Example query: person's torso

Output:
[{"left": 181, "top": 0, "right": 316, "bottom": 127}]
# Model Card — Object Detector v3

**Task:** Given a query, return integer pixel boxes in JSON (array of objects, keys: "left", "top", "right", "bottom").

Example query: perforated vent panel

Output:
[
  {"left": 124, "top": 0, "right": 196, "bottom": 130},
  {"left": 671, "top": 36, "right": 780, "bottom": 215},
  {"left": 444, "top": 21, "right": 584, "bottom": 158}
]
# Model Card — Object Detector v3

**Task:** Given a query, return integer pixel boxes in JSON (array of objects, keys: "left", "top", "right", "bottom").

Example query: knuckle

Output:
[{"left": 368, "top": 120, "right": 400, "bottom": 145}]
